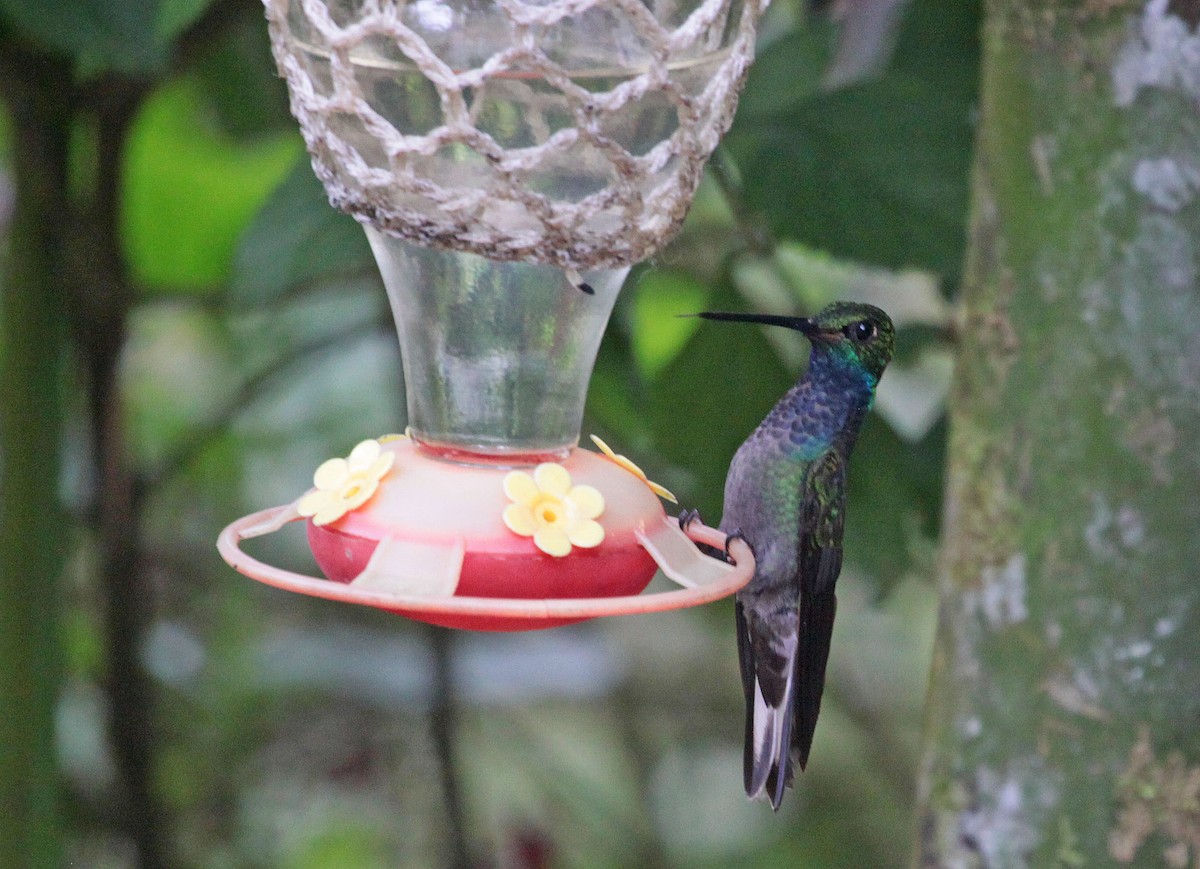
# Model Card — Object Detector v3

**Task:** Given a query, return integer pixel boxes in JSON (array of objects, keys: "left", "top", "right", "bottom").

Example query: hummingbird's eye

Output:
[{"left": 847, "top": 320, "right": 877, "bottom": 342}]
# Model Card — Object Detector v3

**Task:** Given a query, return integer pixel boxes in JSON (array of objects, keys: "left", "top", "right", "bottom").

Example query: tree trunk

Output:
[
  {"left": 0, "top": 49, "right": 73, "bottom": 869},
  {"left": 915, "top": 2, "right": 1200, "bottom": 867}
]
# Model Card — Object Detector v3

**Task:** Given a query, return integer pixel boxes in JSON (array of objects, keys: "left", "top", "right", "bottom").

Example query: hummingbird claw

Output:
[
  {"left": 678, "top": 508, "right": 703, "bottom": 533},
  {"left": 723, "top": 529, "right": 748, "bottom": 565}
]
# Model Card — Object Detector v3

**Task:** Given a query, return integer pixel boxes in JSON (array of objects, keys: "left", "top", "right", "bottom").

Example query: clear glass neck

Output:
[{"left": 367, "top": 228, "right": 628, "bottom": 461}]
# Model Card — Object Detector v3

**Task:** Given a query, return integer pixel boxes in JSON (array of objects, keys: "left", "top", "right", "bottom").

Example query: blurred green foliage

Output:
[
  {"left": 0, "top": 0, "right": 978, "bottom": 865},
  {"left": 123, "top": 79, "right": 301, "bottom": 290},
  {"left": 729, "top": 0, "right": 978, "bottom": 276}
]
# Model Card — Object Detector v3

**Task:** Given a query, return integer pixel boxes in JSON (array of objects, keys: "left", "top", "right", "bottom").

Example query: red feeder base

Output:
[{"left": 218, "top": 439, "right": 753, "bottom": 631}]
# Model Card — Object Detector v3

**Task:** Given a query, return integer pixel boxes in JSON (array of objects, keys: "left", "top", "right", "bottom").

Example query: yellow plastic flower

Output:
[
  {"left": 502, "top": 463, "right": 605, "bottom": 557},
  {"left": 297, "top": 439, "right": 395, "bottom": 526},
  {"left": 589, "top": 434, "right": 677, "bottom": 503}
]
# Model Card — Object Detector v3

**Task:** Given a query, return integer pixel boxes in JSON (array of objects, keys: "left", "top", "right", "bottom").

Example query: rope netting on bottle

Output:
[{"left": 265, "top": 0, "right": 766, "bottom": 271}]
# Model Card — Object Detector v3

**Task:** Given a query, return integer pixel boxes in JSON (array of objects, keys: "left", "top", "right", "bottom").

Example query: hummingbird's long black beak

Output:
[{"left": 693, "top": 311, "right": 818, "bottom": 336}]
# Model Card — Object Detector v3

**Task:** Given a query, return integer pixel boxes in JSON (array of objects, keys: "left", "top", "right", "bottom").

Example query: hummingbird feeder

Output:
[{"left": 218, "top": 0, "right": 765, "bottom": 630}]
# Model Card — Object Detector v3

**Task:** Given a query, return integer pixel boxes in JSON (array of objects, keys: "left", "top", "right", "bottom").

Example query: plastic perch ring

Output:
[
  {"left": 216, "top": 441, "right": 754, "bottom": 631},
  {"left": 218, "top": 510, "right": 751, "bottom": 631}
]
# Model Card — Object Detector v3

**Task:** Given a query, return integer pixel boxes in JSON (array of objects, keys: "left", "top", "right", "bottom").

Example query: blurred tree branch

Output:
[
  {"left": 0, "top": 38, "right": 74, "bottom": 869},
  {"left": 427, "top": 625, "right": 474, "bottom": 869},
  {"left": 66, "top": 71, "right": 164, "bottom": 869},
  {"left": 706, "top": 145, "right": 777, "bottom": 260},
  {"left": 134, "top": 313, "right": 392, "bottom": 506}
]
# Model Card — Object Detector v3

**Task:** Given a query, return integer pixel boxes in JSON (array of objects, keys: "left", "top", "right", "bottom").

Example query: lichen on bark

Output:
[{"left": 1109, "top": 727, "right": 1200, "bottom": 868}]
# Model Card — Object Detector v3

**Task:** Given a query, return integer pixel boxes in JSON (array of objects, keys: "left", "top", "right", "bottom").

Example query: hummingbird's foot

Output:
[
  {"left": 723, "top": 529, "right": 748, "bottom": 565},
  {"left": 679, "top": 508, "right": 726, "bottom": 560}
]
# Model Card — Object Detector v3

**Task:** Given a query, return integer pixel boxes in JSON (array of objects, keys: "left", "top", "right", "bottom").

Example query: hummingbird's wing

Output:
[{"left": 791, "top": 449, "right": 846, "bottom": 772}]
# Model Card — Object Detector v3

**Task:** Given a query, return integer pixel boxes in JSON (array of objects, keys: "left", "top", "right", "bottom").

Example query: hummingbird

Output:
[{"left": 684, "top": 301, "right": 895, "bottom": 809}]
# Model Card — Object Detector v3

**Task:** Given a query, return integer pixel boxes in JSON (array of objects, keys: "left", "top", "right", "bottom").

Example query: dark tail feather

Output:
[
  {"left": 739, "top": 602, "right": 801, "bottom": 808},
  {"left": 735, "top": 601, "right": 756, "bottom": 794},
  {"left": 792, "top": 590, "right": 837, "bottom": 771}
]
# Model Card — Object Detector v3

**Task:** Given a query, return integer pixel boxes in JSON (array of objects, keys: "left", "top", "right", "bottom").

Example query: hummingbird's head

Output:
[
  {"left": 803, "top": 301, "right": 895, "bottom": 382},
  {"left": 695, "top": 301, "right": 895, "bottom": 382}
]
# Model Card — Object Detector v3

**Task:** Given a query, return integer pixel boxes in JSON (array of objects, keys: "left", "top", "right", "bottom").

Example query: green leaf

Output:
[
  {"left": 230, "top": 160, "right": 374, "bottom": 308},
  {"left": 735, "top": 24, "right": 834, "bottom": 120},
  {"left": 890, "top": 0, "right": 981, "bottom": 102},
  {"left": 156, "top": 0, "right": 217, "bottom": 43},
  {"left": 192, "top": 4, "right": 296, "bottom": 137},
  {"left": 737, "top": 72, "right": 974, "bottom": 276},
  {"left": 122, "top": 78, "right": 303, "bottom": 292},
  {"left": 0, "top": 0, "right": 170, "bottom": 74},
  {"left": 629, "top": 270, "right": 713, "bottom": 381},
  {"left": 728, "top": 0, "right": 981, "bottom": 277}
]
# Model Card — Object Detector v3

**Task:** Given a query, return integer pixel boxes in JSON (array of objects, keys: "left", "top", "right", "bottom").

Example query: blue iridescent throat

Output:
[{"left": 782, "top": 346, "right": 877, "bottom": 458}]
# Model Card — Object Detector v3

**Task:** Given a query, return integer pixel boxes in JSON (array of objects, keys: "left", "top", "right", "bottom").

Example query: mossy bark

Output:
[{"left": 915, "top": 2, "right": 1200, "bottom": 867}]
